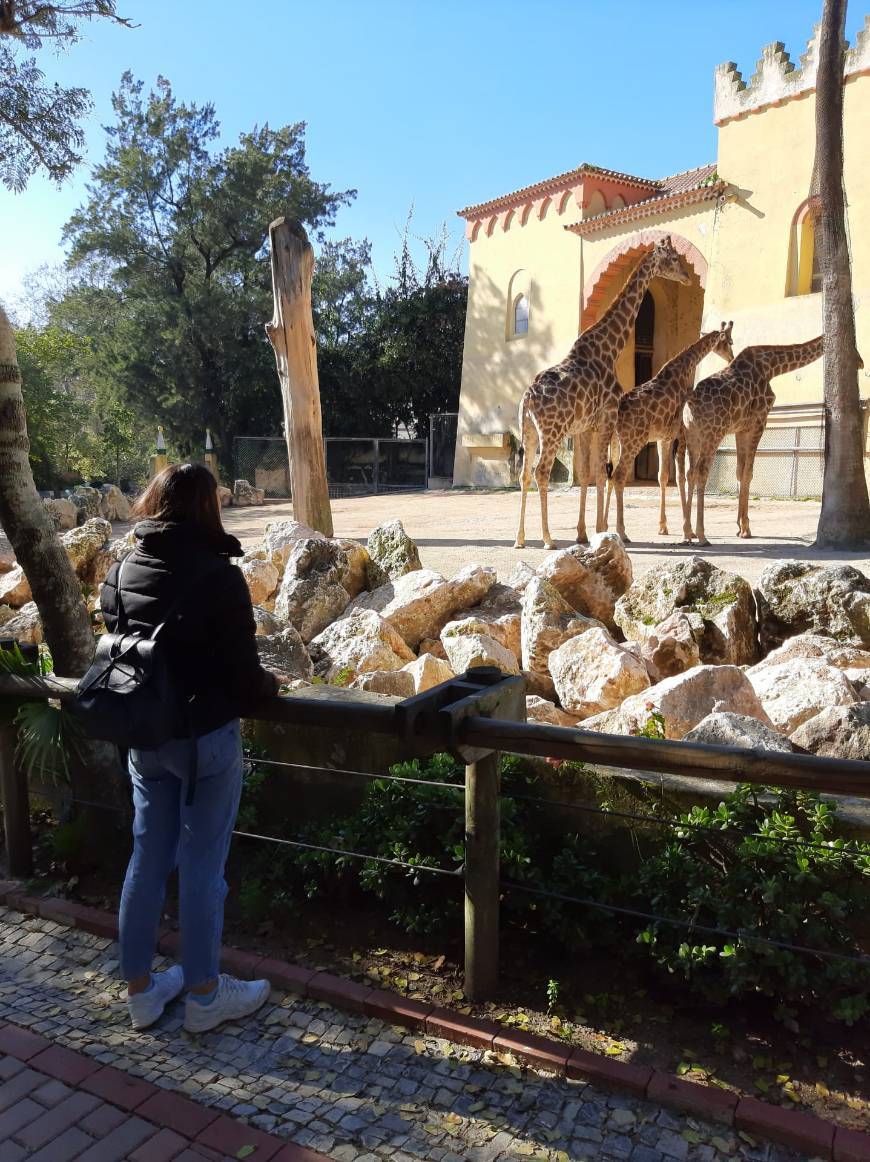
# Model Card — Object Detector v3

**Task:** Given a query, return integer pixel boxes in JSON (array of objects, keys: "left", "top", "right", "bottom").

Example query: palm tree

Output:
[{"left": 813, "top": 0, "right": 870, "bottom": 548}]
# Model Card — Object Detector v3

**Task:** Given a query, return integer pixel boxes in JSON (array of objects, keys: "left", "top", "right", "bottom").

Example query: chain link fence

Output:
[
  {"left": 706, "top": 423, "right": 825, "bottom": 499},
  {"left": 234, "top": 436, "right": 428, "bottom": 499}
]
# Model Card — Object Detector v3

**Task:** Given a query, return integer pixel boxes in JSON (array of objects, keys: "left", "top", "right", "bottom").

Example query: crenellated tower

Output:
[{"left": 714, "top": 16, "right": 870, "bottom": 125}]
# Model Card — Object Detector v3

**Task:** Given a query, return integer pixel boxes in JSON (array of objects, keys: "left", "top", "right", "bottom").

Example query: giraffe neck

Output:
[
  {"left": 585, "top": 251, "right": 657, "bottom": 358},
  {"left": 746, "top": 336, "right": 824, "bottom": 378},
  {"left": 656, "top": 330, "right": 726, "bottom": 396}
]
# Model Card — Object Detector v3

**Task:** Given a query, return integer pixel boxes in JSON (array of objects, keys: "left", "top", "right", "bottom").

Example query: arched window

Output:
[
  {"left": 789, "top": 199, "right": 822, "bottom": 296},
  {"left": 585, "top": 190, "right": 606, "bottom": 218},
  {"left": 507, "top": 269, "right": 531, "bottom": 340},
  {"left": 610, "top": 194, "right": 626, "bottom": 211}
]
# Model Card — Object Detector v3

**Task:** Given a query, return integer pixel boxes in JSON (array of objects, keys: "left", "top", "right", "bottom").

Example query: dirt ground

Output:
[{"left": 222, "top": 485, "right": 870, "bottom": 585}]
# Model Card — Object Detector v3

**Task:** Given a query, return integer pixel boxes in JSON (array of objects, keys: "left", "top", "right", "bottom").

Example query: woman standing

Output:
[{"left": 101, "top": 463, "right": 279, "bottom": 1032}]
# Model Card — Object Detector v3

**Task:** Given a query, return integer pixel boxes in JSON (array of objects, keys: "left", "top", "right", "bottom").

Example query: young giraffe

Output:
[
  {"left": 680, "top": 335, "right": 824, "bottom": 545},
  {"left": 514, "top": 237, "right": 690, "bottom": 549},
  {"left": 604, "top": 322, "right": 734, "bottom": 543}
]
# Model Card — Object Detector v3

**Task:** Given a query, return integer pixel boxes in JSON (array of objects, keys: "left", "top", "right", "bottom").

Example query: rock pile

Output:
[{"left": 6, "top": 505, "right": 870, "bottom": 763}]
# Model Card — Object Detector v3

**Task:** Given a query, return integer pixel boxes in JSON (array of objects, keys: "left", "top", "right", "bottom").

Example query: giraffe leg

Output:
[
  {"left": 595, "top": 424, "right": 614, "bottom": 535},
  {"left": 610, "top": 438, "right": 636, "bottom": 543},
  {"left": 735, "top": 426, "right": 763, "bottom": 538},
  {"left": 574, "top": 433, "right": 590, "bottom": 544},
  {"left": 676, "top": 430, "right": 689, "bottom": 534},
  {"left": 513, "top": 423, "right": 535, "bottom": 549},
  {"left": 536, "top": 446, "right": 559, "bottom": 549},
  {"left": 694, "top": 456, "right": 713, "bottom": 546},
  {"left": 657, "top": 439, "right": 671, "bottom": 536}
]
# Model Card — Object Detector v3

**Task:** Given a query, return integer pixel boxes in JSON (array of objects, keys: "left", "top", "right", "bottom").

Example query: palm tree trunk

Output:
[
  {"left": 814, "top": 0, "right": 870, "bottom": 548},
  {"left": 0, "top": 305, "right": 95, "bottom": 674}
]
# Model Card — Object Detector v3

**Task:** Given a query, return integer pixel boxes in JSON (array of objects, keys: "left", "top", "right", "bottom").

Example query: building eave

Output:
[
  {"left": 456, "top": 163, "right": 659, "bottom": 221},
  {"left": 565, "top": 182, "right": 727, "bottom": 236}
]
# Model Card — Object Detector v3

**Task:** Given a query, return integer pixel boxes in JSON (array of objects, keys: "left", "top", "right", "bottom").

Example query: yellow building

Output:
[{"left": 453, "top": 20, "right": 870, "bottom": 494}]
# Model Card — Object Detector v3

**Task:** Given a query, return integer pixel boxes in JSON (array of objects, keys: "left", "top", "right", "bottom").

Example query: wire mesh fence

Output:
[
  {"left": 234, "top": 436, "right": 428, "bottom": 498},
  {"left": 706, "top": 424, "right": 825, "bottom": 499}
]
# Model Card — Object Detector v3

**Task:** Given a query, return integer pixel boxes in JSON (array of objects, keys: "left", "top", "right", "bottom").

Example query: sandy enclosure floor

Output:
[{"left": 221, "top": 485, "right": 870, "bottom": 586}]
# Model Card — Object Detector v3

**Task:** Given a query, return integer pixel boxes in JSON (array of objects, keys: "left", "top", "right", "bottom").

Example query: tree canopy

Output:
[
  {"left": 58, "top": 72, "right": 354, "bottom": 471},
  {"left": 0, "top": 1, "right": 131, "bottom": 190}
]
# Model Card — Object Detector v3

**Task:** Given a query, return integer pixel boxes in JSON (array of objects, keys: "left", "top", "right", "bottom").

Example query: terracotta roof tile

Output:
[{"left": 456, "top": 162, "right": 658, "bottom": 220}]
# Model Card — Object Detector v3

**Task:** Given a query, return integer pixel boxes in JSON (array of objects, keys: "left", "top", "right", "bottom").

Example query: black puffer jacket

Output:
[{"left": 100, "top": 520, "right": 278, "bottom": 737}]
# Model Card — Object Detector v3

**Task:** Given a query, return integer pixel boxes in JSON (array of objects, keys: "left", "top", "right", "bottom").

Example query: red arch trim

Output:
[{"left": 582, "top": 230, "right": 709, "bottom": 319}]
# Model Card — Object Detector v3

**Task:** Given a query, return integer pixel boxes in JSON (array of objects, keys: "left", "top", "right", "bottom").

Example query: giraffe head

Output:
[
  {"left": 649, "top": 236, "right": 691, "bottom": 285},
  {"left": 714, "top": 320, "right": 735, "bottom": 363}
]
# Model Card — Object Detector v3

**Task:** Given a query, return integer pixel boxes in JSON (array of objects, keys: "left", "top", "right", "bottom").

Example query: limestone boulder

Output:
[
  {"left": 240, "top": 558, "right": 280, "bottom": 607},
  {"left": 0, "top": 605, "right": 15, "bottom": 627},
  {"left": 440, "top": 611, "right": 520, "bottom": 663},
  {"left": 520, "top": 576, "right": 602, "bottom": 674},
  {"left": 615, "top": 556, "right": 757, "bottom": 666},
  {"left": 99, "top": 484, "right": 132, "bottom": 522},
  {"left": 441, "top": 630, "right": 520, "bottom": 676},
  {"left": 525, "top": 695, "right": 580, "bottom": 727},
  {"left": 60, "top": 518, "right": 112, "bottom": 578},
  {"left": 522, "top": 669, "right": 557, "bottom": 701},
  {"left": 353, "top": 564, "right": 496, "bottom": 649},
  {"left": 3, "top": 602, "right": 43, "bottom": 645},
  {"left": 549, "top": 627, "right": 650, "bottom": 719},
  {"left": 264, "top": 520, "right": 326, "bottom": 569},
  {"left": 309, "top": 609, "right": 415, "bottom": 683},
  {"left": 419, "top": 636, "right": 448, "bottom": 661},
  {"left": 217, "top": 485, "right": 233, "bottom": 508},
  {"left": 583, "top": 665, "right": 772, "bottom": 740},
  {"left": 273, "top": 538, "right": 350, "bottom": 643},
  {"left": 335, "top": 539, "right": 371, "bottom": 599},
  {"left": 538, "top": 532, "right": 632, "bottom": 629},
  {"left": 746, "top": 658, "right": 857, "bottom": 736},
  {"left": 756, "top": 561, "right": 870, "bottom": 652},
  {"left": 0, "top": 567, "right": 32, "bottom": 609},
  {"left": 233, "top": 479, "right": 265, "bottom": 506},
  {"left": 70, "top": 486, "right": 101, "bottom": 523},
  {"left": 401, "top": 653, "right": 455, "bottom": 693},
  {"left": 506, "top": 561, "right": 536, "bottom": 593},
  {"left": 683, "top": 712, "right": 796, "bottom": 753},
  {"left": 365, "top": 519, "right": 422, "bottom": 589},
  {"left": 755, "top": 630, "right": 870, "bottom": 671},
  {"left": 351, "top": 669, "right": 415, "bottom": 698},
  {"left": 790, "top": 703, "right": 870, "bottom": 760},
  {"left": 640, "top": 612, "right": 702, "bottom": 683},
  {"left": 252, "top": 606, "right": 279, "bottom": 637},
  {"left": 43, "top": 497, "right": 77, "bottom": 531},
  {"left": 256, "top": 626, "right": 313, "bottom": 684}
]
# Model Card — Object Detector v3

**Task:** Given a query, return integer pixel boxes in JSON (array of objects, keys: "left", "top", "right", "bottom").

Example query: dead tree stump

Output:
[{"left": 265, "top": 217, "right": 334, "bottom": 536}]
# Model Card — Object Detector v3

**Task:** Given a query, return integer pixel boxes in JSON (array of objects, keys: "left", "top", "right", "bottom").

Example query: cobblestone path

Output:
[{"left": 0, "top": 910, "right": 811, "bottom": 1161}]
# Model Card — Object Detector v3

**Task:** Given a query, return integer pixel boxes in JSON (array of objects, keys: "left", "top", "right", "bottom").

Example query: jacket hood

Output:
[{"left": 133, "top": 520, "right": 242, "bottom": 560}]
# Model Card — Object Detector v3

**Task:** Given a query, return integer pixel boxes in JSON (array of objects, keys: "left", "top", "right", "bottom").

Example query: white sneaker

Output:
[
  {"left": 127, "top": 965, "right": 185, "bottom": 1030},
  {"left": 183, "top": 974, "right": 271, "bottom": 1034}
]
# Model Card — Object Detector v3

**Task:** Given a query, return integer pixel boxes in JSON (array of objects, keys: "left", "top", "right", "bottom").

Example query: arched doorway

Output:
[{"left": 632, "top": 290, "right": 661, "bottom": 481}]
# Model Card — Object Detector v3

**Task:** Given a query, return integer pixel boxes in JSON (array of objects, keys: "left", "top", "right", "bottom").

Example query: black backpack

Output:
[{"left": 75, "top": 555, "right": 219, "bottom": 761}]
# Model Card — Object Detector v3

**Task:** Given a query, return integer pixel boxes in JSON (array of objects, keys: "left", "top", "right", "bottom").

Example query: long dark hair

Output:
[{"left": 132, "top": 463, "right": 224, "bottom": 534}]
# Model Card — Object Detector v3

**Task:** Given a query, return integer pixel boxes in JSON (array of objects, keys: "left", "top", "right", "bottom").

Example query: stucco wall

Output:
[
  {"left": 454, "top": 196, "right": 585, "bottom": 486},
  {"left": 703, "top": 72, "right": 870, "bottom": 406}
]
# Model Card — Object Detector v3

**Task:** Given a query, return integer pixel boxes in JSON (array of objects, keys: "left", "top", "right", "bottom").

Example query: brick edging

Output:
[{"left": 2, "top": 882, "right": 866, "bottom": 1162}]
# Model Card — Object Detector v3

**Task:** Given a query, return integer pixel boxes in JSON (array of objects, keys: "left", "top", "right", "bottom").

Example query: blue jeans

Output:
[{"left": 119, "top": 720, "right": 243, "bottom": 989}]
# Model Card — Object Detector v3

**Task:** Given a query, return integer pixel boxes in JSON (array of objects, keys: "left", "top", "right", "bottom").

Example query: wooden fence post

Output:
[
  {"left": 0, "top": 724, "right": 32, "bottom": 878},
  {"left": 265, "top": 217, "right": 334, "bottom": 536},
  {"left": 464, "top": 749, "right": 500, "bottom": 1000}
]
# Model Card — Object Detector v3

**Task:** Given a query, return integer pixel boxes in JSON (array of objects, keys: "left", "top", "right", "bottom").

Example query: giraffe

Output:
[
  {"left": 514, "top": 237, "right": 691, "bottom": 549},
  {"left": 604, "top": 322, "right": 734, "bottom": 542},
  {"left": 679, "top": 335, "right": 824, "bottom": 545}
]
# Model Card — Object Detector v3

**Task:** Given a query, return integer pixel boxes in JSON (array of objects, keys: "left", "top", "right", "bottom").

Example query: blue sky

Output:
[{"left": 2, "top": 0, "right": 866, "bottom": 311}]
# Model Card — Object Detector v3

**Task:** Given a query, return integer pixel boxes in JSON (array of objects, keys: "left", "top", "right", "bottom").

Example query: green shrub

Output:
[{"left": 634, "top": 784, "right": 870, "bottom": 1023}]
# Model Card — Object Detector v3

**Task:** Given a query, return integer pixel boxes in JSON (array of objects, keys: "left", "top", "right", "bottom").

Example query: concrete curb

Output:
[{"left": 2, "top": 883, "right": 867, "bottom": 1161}]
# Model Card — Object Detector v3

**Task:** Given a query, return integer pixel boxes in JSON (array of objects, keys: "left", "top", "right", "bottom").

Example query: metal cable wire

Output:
[
  {"left": 500, "top": 880, "right": 870, "bottom": 968},
  {"left": 248, "top": 756, "right": 463, "bottom": 791},
  {"left": 231, "top": 827, "right": 463, "bottom": 877}
]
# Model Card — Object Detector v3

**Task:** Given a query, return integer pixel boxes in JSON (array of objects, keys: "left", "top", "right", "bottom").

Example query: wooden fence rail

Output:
[{"left": 1, "top": 669, "right": 869, "bottom": 998}]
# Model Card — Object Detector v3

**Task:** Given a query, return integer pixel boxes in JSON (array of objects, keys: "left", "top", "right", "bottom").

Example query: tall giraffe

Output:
[
  {"left": 605, "top": 322, "right": 734, "bottom": 542},
  {"left": 514, "top": 238, "right": 690, "bottom": 550},
  {"left": 680, "top": 336, "right": 824, "bottom": 545}
]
